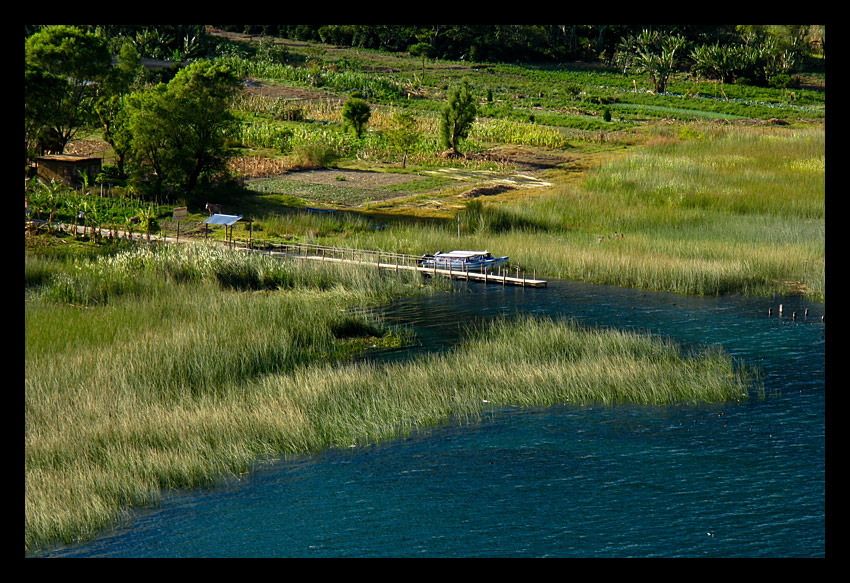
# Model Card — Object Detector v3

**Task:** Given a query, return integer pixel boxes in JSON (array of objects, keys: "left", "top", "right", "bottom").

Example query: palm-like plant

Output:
[
  {"left": 136, "top": 204, "right": 158, "bottom": 241},
  {"left": 616, "top": 30, "right": 685, "bottom": 94},
  {"left": 36, "top": 179, "right": 67, "bottom": 234}
]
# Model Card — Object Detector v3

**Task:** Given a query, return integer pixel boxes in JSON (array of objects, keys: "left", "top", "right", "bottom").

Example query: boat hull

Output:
[{"left": 418, "top": 251, "right": 508, "bottom": 271}]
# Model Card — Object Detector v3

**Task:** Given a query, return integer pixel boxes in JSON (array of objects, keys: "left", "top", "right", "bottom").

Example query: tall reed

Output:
[
  {"left": 25, "top": 241, "right": 756, "bottom": 553},
  {"left": 322, "top": 124, "right": 825, "bottom": 299}
]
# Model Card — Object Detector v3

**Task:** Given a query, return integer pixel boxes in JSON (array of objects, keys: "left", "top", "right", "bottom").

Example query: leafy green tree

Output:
[
  {"left": 24, "top": 66, "right": 67, "bottom": 160},
  {"left": 25, "top": 25, "right": 112, "bottom": 153},
  {"left": 409, "top": 42, "right": 431, "bottom": 78},
  {"left": 439, "top": 81, "right": 477, "bottom": 155},
  {"left": 166, "top": 61, "right": 241, "bottom": 194},
  {"left": 341, "top": 97, "right": 371, "bottom": 138},
  {"left": 386, "top": 110, "right": 420, "bottom": 168},
  {"left": 95, "top": 42, "right": 145, "bottom": 177},
  {"left": 125, "top": 61, "right": 241, "bottom": 198},
  {"left": 125, "top": 84, "right": 175, "bottom": 195}
]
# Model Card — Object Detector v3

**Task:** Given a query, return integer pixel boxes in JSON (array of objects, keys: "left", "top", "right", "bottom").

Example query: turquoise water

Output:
[{"left": 37, "top": 279, "right": 825, "bottom": 557}]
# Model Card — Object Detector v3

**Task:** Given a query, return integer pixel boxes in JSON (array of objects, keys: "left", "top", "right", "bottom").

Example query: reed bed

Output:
[
  {"left": 324, "top": 124, "right": 824, "bottom": 300},
  {"left": 25, "top": 241, "right": 756, "bottom": 553}
]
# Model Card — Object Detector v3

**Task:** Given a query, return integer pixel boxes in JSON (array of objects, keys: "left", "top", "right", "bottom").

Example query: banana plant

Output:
[
  {"left": 136, "top": 204, "right": 159, "bottom": 241},
  {"left": 78, "top": 198, "right": 93, "bottom": 239},
  {"left": 124, "top": 211, "right": 138, "bottom": 241},
  {"left": 38, "top": 179, "right": 67, "bottom": 234},
  {"left": 87, "top": 197, "right": 104, "bottom": 241},
  {"left": 60, "top": 194, "right": 80, "bottom": 238}
]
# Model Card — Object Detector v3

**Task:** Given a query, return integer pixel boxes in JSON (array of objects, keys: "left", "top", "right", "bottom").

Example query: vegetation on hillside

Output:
[
  {"left": 24, "top": 25, "right": 825, "bottom": 299},
  {"left": 25, "top": 25, "right": 824, "bottom": 200}
]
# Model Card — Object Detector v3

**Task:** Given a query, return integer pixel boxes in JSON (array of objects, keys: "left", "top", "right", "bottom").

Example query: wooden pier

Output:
[
  {"left": 254, "top": 243, "right": 547, "bottom": 288},
  {"left": 29, "top": 219, "right": 548, "bottom": 288}
]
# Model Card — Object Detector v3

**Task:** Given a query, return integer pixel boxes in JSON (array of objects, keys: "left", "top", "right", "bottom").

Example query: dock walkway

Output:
[
  {"left": 26, "top": 221, "right": 546, "bottom": 288},
  {"left": 257, "top": 243, "right": 547, "bottom": 288}
]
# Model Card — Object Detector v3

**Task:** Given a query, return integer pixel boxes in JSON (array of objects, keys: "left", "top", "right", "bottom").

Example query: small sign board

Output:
[{"left": 173, "top": 206, "right": 188, "bottom": 221}]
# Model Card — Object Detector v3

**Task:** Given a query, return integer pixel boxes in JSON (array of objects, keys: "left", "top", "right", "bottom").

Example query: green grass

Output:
[
  {"left": 316, "top": 123, "right": 824, "bottom": 300},
  {"left": 25, "top": 238, "right": 758, "bottom": 553},
  {"left": 24, "top": 39, "right": 824, "bottom": 553}
]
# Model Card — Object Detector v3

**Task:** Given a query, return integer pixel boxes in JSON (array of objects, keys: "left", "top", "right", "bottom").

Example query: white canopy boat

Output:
[{"left": 417, "top": 250, "right": 509, "bottom": 271}]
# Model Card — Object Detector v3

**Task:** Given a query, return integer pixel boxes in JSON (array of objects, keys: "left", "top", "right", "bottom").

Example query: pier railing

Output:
[
  {"left": 25, "top": 220, "right": 546, "bottom": 287},
  {"left": 256, "top": 242, "right": 546, "bottom": 287},
  {"left": 263, "top": 242, "right": 423, "bottom": 269}
]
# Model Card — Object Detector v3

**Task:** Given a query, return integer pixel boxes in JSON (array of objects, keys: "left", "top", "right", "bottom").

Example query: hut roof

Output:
[{"left": 203, "top": 214, "right": 243, "bottom": 226}]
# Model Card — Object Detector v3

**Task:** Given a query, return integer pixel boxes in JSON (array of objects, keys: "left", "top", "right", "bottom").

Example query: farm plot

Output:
[{"left": 246, "top": 168, "right": 430, "bottom": 207}]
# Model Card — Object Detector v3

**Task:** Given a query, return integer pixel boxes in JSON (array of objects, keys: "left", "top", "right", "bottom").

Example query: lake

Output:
[{"left": 37, "top": 278, "right": 825, "bottom": 557}]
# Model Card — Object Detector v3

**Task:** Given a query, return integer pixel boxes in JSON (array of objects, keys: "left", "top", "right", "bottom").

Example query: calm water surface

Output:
[{"left": 38, "top": 279, "right": 826, "bottom": 558}]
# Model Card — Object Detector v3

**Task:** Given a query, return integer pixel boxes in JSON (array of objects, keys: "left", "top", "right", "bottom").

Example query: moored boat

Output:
[{"left": 417, "top": 250, "right": 508, "bottom": 271}]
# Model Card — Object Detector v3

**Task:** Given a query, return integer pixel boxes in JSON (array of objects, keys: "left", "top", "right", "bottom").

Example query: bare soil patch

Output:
[
  {"left": 63, "top": 140, "right": 112, "bottom": 157},
  {"left": 471, "top": 145, "right": 575, "bottom": 171}
]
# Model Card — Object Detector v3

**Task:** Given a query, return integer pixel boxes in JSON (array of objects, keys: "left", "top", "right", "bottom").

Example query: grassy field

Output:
[
  {"left": 25, "top": 35, "right": 823, "bottom": 554},
  {"left": 206, "top": 42, "right": 826, "bottom": 301},
  {"left": 49, "top": 35, "right": 823, "bottom": 300},
  {"left": 293, "top": 123, "right": 823, "bottom": 300},
  {"left": 25, "top": 239, "right": 758, "bottom": 553}
]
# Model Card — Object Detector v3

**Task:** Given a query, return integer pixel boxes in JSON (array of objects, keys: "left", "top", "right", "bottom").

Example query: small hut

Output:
[
  {"left": 203, "top": 213, "right": 245, "bottom": 246},
  {"left": 36, "top": 154, "right": 102, "bottom": 188}
]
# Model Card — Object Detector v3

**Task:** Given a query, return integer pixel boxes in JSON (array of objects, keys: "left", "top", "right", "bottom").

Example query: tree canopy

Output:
[
  {"left": 223, "top": 24, "right": 823, "bottom": 65},
  {"left": 25, "top": 25, "right": 112, "bottom": 153},
  {"left": 118, "top": 61, "right": 241, "bottom": 198}
]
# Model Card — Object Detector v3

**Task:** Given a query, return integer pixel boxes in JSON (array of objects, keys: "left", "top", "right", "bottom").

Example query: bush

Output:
[
  {"left": 341, "top": 97, "right": 371, "bottom": 138},
  {"left": 292, "top": 138, "right": 339, "bottom": 168},
  {"left": 768, "top": 74, "right": 800, "bottom": 89}
]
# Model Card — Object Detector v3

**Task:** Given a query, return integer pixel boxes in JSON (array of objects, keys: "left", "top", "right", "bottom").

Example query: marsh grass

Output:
[
  {"left": 321, "top": 124, "right": 824, "bottom": 300},
  {"left": 25, "top": 241, "right": 440, "bottom": 551},
  {"left": 25, "top": 240, "right": 757, "bottom": 553}
]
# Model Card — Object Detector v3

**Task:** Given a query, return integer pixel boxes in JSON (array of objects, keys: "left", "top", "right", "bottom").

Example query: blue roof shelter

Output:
[{"left": 203, "top": 213, "right": 244, "bottom": 245}]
